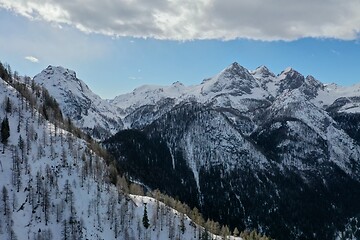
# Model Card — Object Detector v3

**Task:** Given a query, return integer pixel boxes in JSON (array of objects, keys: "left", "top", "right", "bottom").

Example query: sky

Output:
[{"left": 0, "top": 0, "right": 360, "bottom": 99}]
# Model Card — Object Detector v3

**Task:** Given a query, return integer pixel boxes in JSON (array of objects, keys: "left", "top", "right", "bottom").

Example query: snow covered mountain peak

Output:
[
  {"left": 44, "top": 65, "right": 76, "bottom": 78},
  {"left": 172, "top": 81, "right": 184, "bottom": 87},
  {"left": 280, "top": 66, "right": 295, "bottom": 75},
  {"left": 36, "top": 65, "right": 91, "bottom": 97},
  {"left": 272, "top": 67, "right": 324, "bottom": 99},
  {"left": 278, "top": 67, "right": 302, "bottom": 80},
  {"left": 251, "top": 65, "right": 276, "bottom": 79},
  {"left": 34, "top": 65, "right": 123, "bottom": 139},
  {"left": 112, "top": 82, "right": 188, "bottom": 112},
  {"left": 220, "top": 62, "right": 255, "bottom": 81},
  {"left": 199, "top": 62, "right": 260, "bottom": 96}
]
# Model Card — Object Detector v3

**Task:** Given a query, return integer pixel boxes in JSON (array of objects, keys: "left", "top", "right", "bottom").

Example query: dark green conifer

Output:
[
  {"left": 142, "top": 203, "right": 150, "bottom": 229},
  {"left": 1, "top": 116, "right": 10, "bottom": 153}
]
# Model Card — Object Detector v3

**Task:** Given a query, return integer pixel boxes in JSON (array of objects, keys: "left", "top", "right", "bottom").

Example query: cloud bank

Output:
[
  {"left": 25, "top": 56, "right": 39, "bottom": 63},
  {"left": 1, "top": 0, "right": 359, "bottom": 41}
]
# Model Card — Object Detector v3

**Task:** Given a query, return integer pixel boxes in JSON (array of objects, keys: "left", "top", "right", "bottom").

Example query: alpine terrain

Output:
[
  {"left": 0, "top": 62, "right": 246, "bottom": 240},
  {"left": 21, "top": 62, "right": 360, "bottom": 240},
  {"left": 33, "top": 66, "right": 124, "bottom": 140}
]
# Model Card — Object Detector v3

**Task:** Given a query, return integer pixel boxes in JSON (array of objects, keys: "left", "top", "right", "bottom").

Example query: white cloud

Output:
[
  {"left": 128, "top": 76, "right": 142, "bottom": 80},
  {"left": 1, "top": 0, "right": 360, "bottom": 41},
  {"left": 0, "top": 12, "right": 109, "bottom": 66},
  {"left": 25, "top": 56, "right": 39, "bottom": 63}
]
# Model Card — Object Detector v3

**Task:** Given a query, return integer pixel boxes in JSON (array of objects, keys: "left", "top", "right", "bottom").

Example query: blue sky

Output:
[{"left": 1, "top": 1, "right": 360, "bottom": 99}]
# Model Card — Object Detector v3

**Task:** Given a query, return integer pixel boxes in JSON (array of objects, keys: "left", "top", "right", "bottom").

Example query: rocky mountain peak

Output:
[
  {"left": 43, "top": 65, "right": 77, "bottom": 81},
  {"left": 34, "top": 65, "right": 123, "bottom": 140},
  {"left": 277, "top": 67, "right": 306, "bottom": 94},
  {"left": 252, "top": 65, "right": 276, "bottom": 78},
  {"left": 172, "top": 81, "right": 184, "bottom": 87},
  {"left": 273, "top": 68, "right": 324, "bottom": 99},
  {"left": 220, "top": 62, "right": 254, "bottom": 81},
  {"left": 279, "top": 67, "right": 302, "bottom": 79},
  {"left": 35, "top": 65, "right": 91, "bottom": 97},
  {"left": 200, "top": 62, "right": 260, "bottom": 96},
  {"left": 305, "top": 75, "right": 323, "bottom": 89}
]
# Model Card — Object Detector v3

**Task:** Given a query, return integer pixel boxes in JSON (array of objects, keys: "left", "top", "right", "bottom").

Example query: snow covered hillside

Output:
[{"left": 0, "top": 67, "right": 243, "bottom": 240}]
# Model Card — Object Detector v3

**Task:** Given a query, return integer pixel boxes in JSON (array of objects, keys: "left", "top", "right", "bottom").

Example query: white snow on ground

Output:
[
  {"left": 313, "top": 82, "right": 360, "bottom": 110},
  {"left": 269, "top": 89, "right": 360, "bottom": 175},
  {"left": 0, "top": 76, "right": 241, "bottom": 240}
]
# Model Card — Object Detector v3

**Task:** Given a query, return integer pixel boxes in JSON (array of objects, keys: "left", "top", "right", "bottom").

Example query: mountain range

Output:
[
  {"left": 31, "top": 62, "right": 360, "bottom": 239},
  {"left": 0, "top": 62, "right": 245, "bottom": 240}
]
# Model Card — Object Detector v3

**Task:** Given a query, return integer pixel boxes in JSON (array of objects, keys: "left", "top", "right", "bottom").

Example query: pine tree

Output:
[
  {"left": 220, "top": 225, "right": 230, "bottom": 239},
  {"left": 2, "top": 186, "right": 9, "bottom": 216},
  {"left": 43, "top": 185, "right": 50, "bottom": 225},
  {"left": 1, "top": 116, "right": 10, "bottom": 153},
  {"left": 233, "top": 227, "right": 240, "bottom": 237},
  {"left": 11, "top": 147, "right": 21, "bottom": 192},
  {"left": 5, "top": 63, "right": 12, "bottom": 81},
  {"left": 201, "top": 229, "right": 210, "bottom": 240},
  {"left": 62, "top": 220, "right": 69, "bottom": 240},
  {"left": 18, "top": 135, "right": 25, "bottom": 162},
  {"left": 5, "top": 97, "right": 11, "bottom": 113},
  {"left": 142, "top": 203, "right": 150, "bottom": 229}
]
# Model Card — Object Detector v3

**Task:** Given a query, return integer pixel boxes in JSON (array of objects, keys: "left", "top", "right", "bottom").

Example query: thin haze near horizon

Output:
[{"left": 0, "top": 0, "right": 360, "bottom": 99}]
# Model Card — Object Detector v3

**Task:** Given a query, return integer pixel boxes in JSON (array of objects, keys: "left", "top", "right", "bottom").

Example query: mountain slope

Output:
[
  {"left": 0, "top": 69, "right": 242, "bottom": 240},
  {"left": 33, "top": 66, "right": 123, "bottom": 139},
  {"left": 30, "top": 61, "right": 360, "bottom": 239},
  {"left": 104, "top": 63, "right": 360, "bottom": 240}
]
